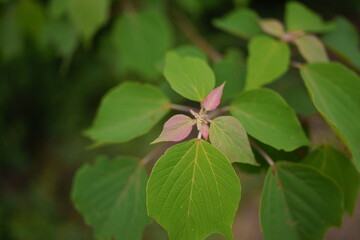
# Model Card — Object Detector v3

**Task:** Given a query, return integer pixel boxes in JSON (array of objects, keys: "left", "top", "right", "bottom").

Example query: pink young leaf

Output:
[
  {"left": 200, "top": 124, "right": 210, "bottom": 140},
  {"left": 151, "top": 114, "right": 196, "bottom": 144},
  {"left": 203, "top": 83, "right": 225, "bottom": 111}
]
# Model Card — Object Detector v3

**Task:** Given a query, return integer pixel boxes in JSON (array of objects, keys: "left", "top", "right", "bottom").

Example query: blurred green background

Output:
[{"left": 1, "top": 0, "right": 359, "bottom": 239}]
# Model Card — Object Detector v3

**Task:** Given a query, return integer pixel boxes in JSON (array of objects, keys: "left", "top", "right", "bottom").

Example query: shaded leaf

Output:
[
  {"left": 285, "top": 1, "right": 334, "bottom": 33},
  {"left": 72, "top": 156, "right": 151, "bottom": 240},
  {"left": 68, "top": 0, "right": 110, "bottom": 42},
  {"left": 112, "top": 8, "right": 173, "bottom": 79},
  {"left": 245, "top": 36, "right": 290, "bottom": 90},
  {"left": 294, "top": 35, "right": 328, "bottom": 63},
  {"left": 0, "top": 6, "right": 24, "bottom": 60},
  {"left": 152, "top": 114, "right": 195, "bottom": 144},
  {"left": 303, "top": 146, "right": 360, "bottom": 215},
  {"left": 260, "top": 162, "right": 343, "bottom": 240},
  {"left": 230, "top": 88, "right": 310, "bottom": 151},
  {"left": 85, "top": 82, "right": 170, "bottom": 145},
  {"left": 268, "top": 70, "right": 316, "bottom": 116},
  {"left": 210, "top": 116, "right": 257, "bottom": 165},
  {"left": 147, "top": 139, "right": 240, "bottom": 240},
  {"left": 213, "top": 8, "right": 262, "bottom": 39},
  {"left": 16, "top": 0, "right": 46, "bottom": 43},
  {"left": 300, "top": 63, "right": 360, "bottom": 170},
  {"left": 164, "top": 52, "right": 215, "bottom": 102},
  {"left": 213, "top": 49, "right": 246, "bottom": 101},
  {"left": 323, "top": 17, "right": 360, "bottom": 68},
  {"left": 43, "top": 19, "right": 78, "bottom": 58},
  {"left": 48, "top": 0, "right": 68, "bottom": 20}
]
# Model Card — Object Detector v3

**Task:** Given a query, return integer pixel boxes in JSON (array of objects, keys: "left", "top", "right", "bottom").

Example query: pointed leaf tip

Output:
[
  {"left": 203, "top": 83, "right": 225, "bottom": 111},
  {"left": 152, "top": 114, "right": 195, "bottom": 144}
]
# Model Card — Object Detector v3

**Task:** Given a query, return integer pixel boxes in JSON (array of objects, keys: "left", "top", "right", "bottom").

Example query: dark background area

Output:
[{"left": 1, "top": 0, "right": 359, "bottom": 239}]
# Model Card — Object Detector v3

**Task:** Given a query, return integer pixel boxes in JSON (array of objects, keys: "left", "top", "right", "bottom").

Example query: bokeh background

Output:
[{"left": 1, "top": 0, "right": 359, "bottom": 239}]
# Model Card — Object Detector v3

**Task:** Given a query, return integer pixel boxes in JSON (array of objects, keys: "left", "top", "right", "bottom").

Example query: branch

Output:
[
  {"left": 171, "top": 104, "right": 199, "bottom": 113},
  {"left": 290, "top": 61, "right": 304, "bottom": 69},
  {"left": 170, "top": 8, "right": 222, "bottom": 62},
  {"left": 207, "top": 106, "right": 230, "bottom": 119},
  {"left": 250, "top": 140, "right": 275, "bottom": 167},
  {"left": 139, "top": 142, "right": 174, "bottom": 166}
]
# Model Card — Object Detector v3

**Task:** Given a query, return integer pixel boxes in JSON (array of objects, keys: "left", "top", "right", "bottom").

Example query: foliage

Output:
[{"left": 1, "top": 0, "right": 360, "bottom": 240}]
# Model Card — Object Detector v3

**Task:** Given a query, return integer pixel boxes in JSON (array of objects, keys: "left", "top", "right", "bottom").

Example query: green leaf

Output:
[
  {"left": 15, "top": 0, "right": 46, "bottom": 43},
  {"left": 268, "top": 70, "right": 317, "bottom": 116},
  {"left": 0, "top": 6, "right": 24, "bottom": 61},
  {"left": 112, "top": 8, "right": 173, "bottom": 79},
  {"left": 48, "top": 0, "right": 68, "bottom": 20},
  {"left": 164, "top": 52, "right": 215, "bottom": 102},
  {"left": 285, "top": 1, "right": 335, "bottom": 33},
  {"left": 43, "top": 19, "right": 78, "bottom": 58},
  {"left": 85, "top": 82, "right": 170, "bottom": 145},
  {"left": 213, "top": 49, "right": 246, "bottom": 101},
  {"left": 294, "top": 35, "right": 329, "bottom": 63},
  {"left": 213, "top": 8, "right": 262, "bottom": 39},
  {"left": 147, "top": 139, "right": 241, "bottom": 240},
  {"left": 210, "top": 116, "right": 257, "bottom": 165},
  {"left": 260, "top": 162, "right": 343, "bottom": 240},
  {"left": 300, "top": 63, "right": 360, "bottom": 170},
  {"left": 230, "top": 88, "right": 310, "bottom": 151},
  {"left": 302, "top": 146, "right": 360, "bottom": 215},
  {"left": 72, "top": 156, "right": 151, "bottom": 240},
  {"left": 323, "top": 17, "right": 360, "bottom": 68},
  {"left": 260, "top": 19, "right": 285, "bottom": 38},
  {"left": 175, "top": 0, "right": 218, "bottom": 16},
  {"left": 172, "top": 45, "right": 207, "bottom": 61},
  {"left": 245, "top": 36, "right": 290, "bottom": 90},
  {"left": 67, "top": 0, "right": 110, "bottom": 42}
]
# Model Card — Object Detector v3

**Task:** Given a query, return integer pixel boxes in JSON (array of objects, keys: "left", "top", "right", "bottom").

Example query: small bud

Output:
[
  {"left": 203, "top": 83, "right": 225, "bottom": 111},
  {"left": 200, "top": 124, "right": 210, "bottom": 140},
  {"left": 190, "top": 109, "right": 199, "bottom": 118}
]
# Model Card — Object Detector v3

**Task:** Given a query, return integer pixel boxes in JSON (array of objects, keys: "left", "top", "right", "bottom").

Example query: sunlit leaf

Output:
[
  {"left": 164, "top": 52, "right": 215, "bottom": 102},
  {"left": 260, "top": 162, "right": 343, "bottom": 240},
  {"left": 245, "top": 36, "right": 290, "bottom": 90},
  {"left": 147, "top": 139, "right": 241, "bottom": 240},
  {"left": 303, "top": 146, "right": 360, "bottom": 215},
  {"left": 210, "top": 116, "right": 257, "bottom": 165},
  {"left": 85, "top": 82, "right": 170, "bottom": 145},
  {"left": 300, "top": 63, "right": 360, "bottom": 170},
  {"left": 230, "top": 88, "right": 310, "bottom": 151},
  {"left": 72, "top": 156, "right": 151, "bottom": 240}
]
